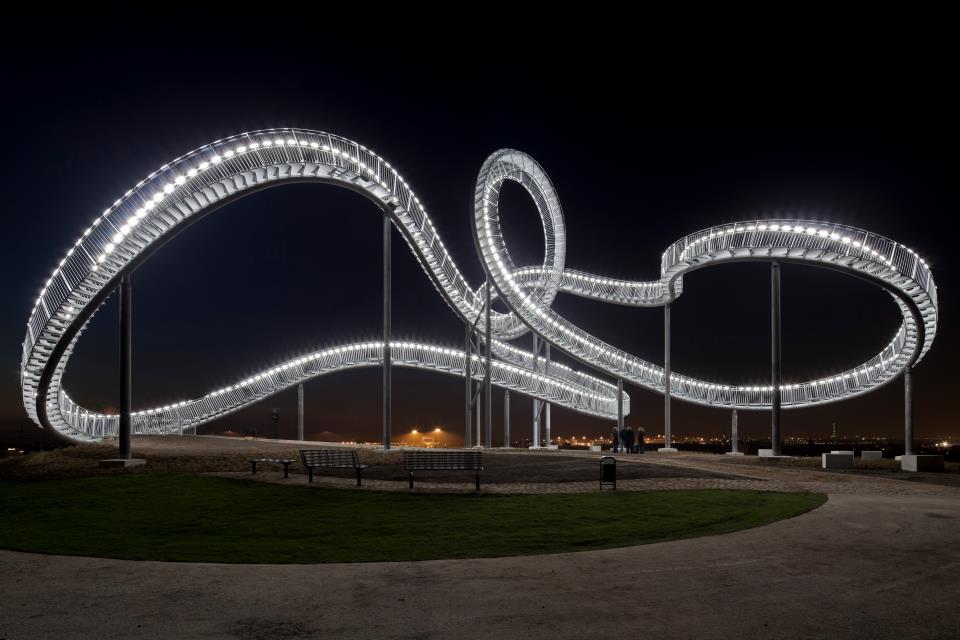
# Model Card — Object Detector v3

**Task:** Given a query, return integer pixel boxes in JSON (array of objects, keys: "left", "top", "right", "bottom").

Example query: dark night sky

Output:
[{"left": 1, "top": 29, "right": 956, "bottom": 446}]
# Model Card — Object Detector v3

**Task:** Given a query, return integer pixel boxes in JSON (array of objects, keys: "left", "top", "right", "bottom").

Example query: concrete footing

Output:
[
  {"left": 758, "top": 449, "right": 792, "bottom": 459},
  {"left": 901, "top": 455, "right": 944, "bottom": 472},
  {"left": 822, "top": 453, "right": 853, "bottom": 469},
  {"left": 725, "top": 451, "right": 745, "bottom": 456},
  {"left": 658, "top": 447, "right": 678, "bottom": 453},
  {"left": 830, "top": 450, "right": 855, "bottom": 456},
  {"left": 860, "top": 451, "right": 883, "bottom": 461},
  {"left": 99, "top": 458, "right": 146, "bottom": 468}
]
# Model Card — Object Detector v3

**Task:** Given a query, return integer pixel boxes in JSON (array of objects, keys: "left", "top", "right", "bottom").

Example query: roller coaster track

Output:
[{"left": 21, "top": 129, "right": 938, "bottom": 443}]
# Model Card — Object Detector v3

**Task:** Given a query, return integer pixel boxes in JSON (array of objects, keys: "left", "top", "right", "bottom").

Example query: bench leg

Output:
[
  {"left": 308, "top": 468, "right": 314, "bottom": 483},
  {"left": 283, "top": 463, "right": 289, "bottom": 479},
  {"left": 250, "top": 461, "right": 257, "bottom": 475},
  {"left": 409, "top": 471, "right": 414, "bottom": 489},
  {"left": 356, "top": 468, "right": 362, "bottom": 487}
]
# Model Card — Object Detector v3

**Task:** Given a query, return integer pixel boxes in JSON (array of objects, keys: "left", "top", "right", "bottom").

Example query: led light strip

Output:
[
  {"left": 21, "top": 131, "right": 938, "bottom": 443},
  {"left": 473, "top": 149, "right": 936, "bottom": 410}
]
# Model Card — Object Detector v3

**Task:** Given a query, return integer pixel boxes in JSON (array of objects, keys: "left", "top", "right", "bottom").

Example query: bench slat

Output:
[
  {"left": 300, "top": 449, "right": 362, "bottom": 468},
  {"left": 404, "top": 451, "right": 482, "bottom": 470}
]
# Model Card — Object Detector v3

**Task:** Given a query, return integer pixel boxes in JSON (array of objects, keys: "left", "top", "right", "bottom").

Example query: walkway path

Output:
[{"left": 2, "top": 449, "right": 958, "bottom": 639}]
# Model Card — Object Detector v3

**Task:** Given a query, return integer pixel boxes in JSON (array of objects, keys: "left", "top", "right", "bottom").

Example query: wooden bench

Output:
[
  {"left": 299, "top": 449, "right": 368, "bottom": 486},
  {"left": 404, "top": 450, "right": 483, "bottom": 490},
  {"left": 248, "top": 458, "right": 295, "bottom": 478}
]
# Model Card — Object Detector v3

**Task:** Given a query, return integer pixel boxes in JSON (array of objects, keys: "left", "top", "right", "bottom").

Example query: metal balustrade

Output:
[
  {"left": 20, "top": 130, "right": 938, "bottom": 443},
  {"left": 474, "top": 150, "right": 936, "bottom": 411}
]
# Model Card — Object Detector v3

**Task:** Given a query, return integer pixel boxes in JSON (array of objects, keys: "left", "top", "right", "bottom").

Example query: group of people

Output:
[{"left": 612, "top": 425, "right": 645, "bottom": 453}]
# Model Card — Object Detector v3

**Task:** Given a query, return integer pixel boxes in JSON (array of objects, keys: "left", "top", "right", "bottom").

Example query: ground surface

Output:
[
  {"left": 2, "top": 437, "right": 959, "bottom": 639},
  {"left": 0, "top": 436, "right": 735, "bottom": 482}
]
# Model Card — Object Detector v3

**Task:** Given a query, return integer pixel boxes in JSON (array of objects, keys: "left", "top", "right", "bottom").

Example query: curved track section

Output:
[
  {"left": 475, "top": 150, "right": 937, "bottom": 410},
  {"left": 21, "top": 130, "right": 938, "bottom": 443},
  {"left": 21, "top": 129, "right": 616, "bottom": 442}
]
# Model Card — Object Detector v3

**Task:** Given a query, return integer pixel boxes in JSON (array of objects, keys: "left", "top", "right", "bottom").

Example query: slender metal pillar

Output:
[
  {"left": 771, "top": 262, "right": 782, "bottom": 456},
  {"left": 731, "top": 409, "right": 739, "bottom": 454},
  {"left": 465, "top": 324, "right": 472, "bottom": 448},
  {"left": 904, "top": 365, "right": 914, "bottom": 455},
  {"left": 382, "top": 215, "right": 392, "bottom": 450},
  {"left": 484, "top": 282, "right": 492, "bottom": 448},
  {"left": 544, "top": 343, "right": 551, "bottom": 447},
  {"left": 532, "top": 334, "right": 540, "bottom": 448},
  {"left": 476, "top": 401, "right": 481, "bottom": 446},
  {"left": 663, "top": 303, "right": 672, "bottom": 449},
  {"left": 617, "top": 378, "right": 624, "bottom": 430},
  {"left": 297, "top": 382, "right": 304, "bottom": 441},
  {"left": 119, "top": 273, "right": 132, "bottom": 460},
  {"left": 503, "top": 389, "right": 511, "bottom": 448}
]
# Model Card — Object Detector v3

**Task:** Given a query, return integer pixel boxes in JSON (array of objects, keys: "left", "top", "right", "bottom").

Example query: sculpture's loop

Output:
[{"left": 21, "top": 130, "right": 938, "bottom": 443}]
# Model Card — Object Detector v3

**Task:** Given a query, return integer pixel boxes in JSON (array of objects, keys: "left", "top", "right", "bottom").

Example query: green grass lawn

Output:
[{"left": 0, "top": 474, "right": 825, "bottom": 563}]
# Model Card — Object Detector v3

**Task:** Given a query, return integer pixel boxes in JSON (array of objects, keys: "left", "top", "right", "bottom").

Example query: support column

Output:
[
  {"left": 771, "top": 262, "right": 782, "bottom": 456},
  {"left": 727, "top": 409, "right": 743, "bottom": 455},
  {"left": 465, "top": 323, "right": 472, "bottom": 448},
  {"left": 904, "top": 365, "right": 914, "bottom": 456},
  {"left": 617, "top": 377, "right": 624, "bottom": 431},
  {"left": 484, "top": 282, "right": 492, "bottom": 448},
  {"left": 544, "top": 343, "right": 551, "bottom": 447},
  {"left": 297, "top": 382, "right": 304, "bottom": 441},
  {"left": 503, "top": 389, "right": 511, "bottom": 448},
  {"left": 119, "top": 273, "right": 132, "bottom": 460},
  {"left": 383, "top": 215, "right": 392, "bottom": 450},
  {"left": 532, "top": 334, "right": 540, "bottom": 448},
  {"left": 660, "top": 303, "right": 676, "bottom": 452}
]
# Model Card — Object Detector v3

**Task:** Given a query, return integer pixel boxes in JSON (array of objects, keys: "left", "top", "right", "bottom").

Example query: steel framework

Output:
[{"left": 20, "top": 129, "right": 938, "bottom": 444}]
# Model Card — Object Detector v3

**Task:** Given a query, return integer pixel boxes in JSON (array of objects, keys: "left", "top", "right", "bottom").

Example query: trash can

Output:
[{"left": 600, "top": 455, "right": 616, "bottom": 490}]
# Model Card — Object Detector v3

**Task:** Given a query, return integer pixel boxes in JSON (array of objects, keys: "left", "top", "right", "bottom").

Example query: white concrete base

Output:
[
  {"left": 895, "top": 455, "right": 903, "bottom": 461},
  {"left": 830, "top": 450, "right": 855, "bottom": 456},
  {"left": 757, "top": 449, "right": 792, "bottom": 459},
  {"left": 545, "top": 444, "right": 559, "bottom": 450},
  {"left": 99, "top": 458, "right": 146, "bottom": 468},
  {"left": 860, "top": 451, "right": 883, "bottom": 461},
  {"left": 901, "top": 455, "right": 945, "bottom": 472},
  {"left": 657, "top": 447, "right": 679, "bottom": 453},
  {"left": 725, "top": 451, "right": 745, "bottom": 456},
  {"left": 822, "top": 453, "right": 854, "bottom": 469},
  {"left": 588, "top": 445, "right": 601, "bottom": 452}
]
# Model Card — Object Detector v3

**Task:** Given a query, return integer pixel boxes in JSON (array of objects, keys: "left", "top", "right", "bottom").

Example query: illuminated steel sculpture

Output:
[{"left": 21, "top": 129, "right": 938, "bottom": 451}]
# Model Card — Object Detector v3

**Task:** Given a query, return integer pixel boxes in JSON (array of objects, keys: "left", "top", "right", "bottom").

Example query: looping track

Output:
[{"left": 21, "top": 129, "right": 938, "bottom": 442}]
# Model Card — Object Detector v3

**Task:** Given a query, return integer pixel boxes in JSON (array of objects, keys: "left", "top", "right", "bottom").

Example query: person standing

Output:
[
  {"left": 625, "top": 426, "right": 635, "bottom": 455},
  {"left": 611, "top": 425, "right": 620, "bottom": 453},
  {"left": 637, "top": 426, "right": 646, "bottom": 453},
  {"left": 619, "top": 426, "right": 628, "bottom": 454}
]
